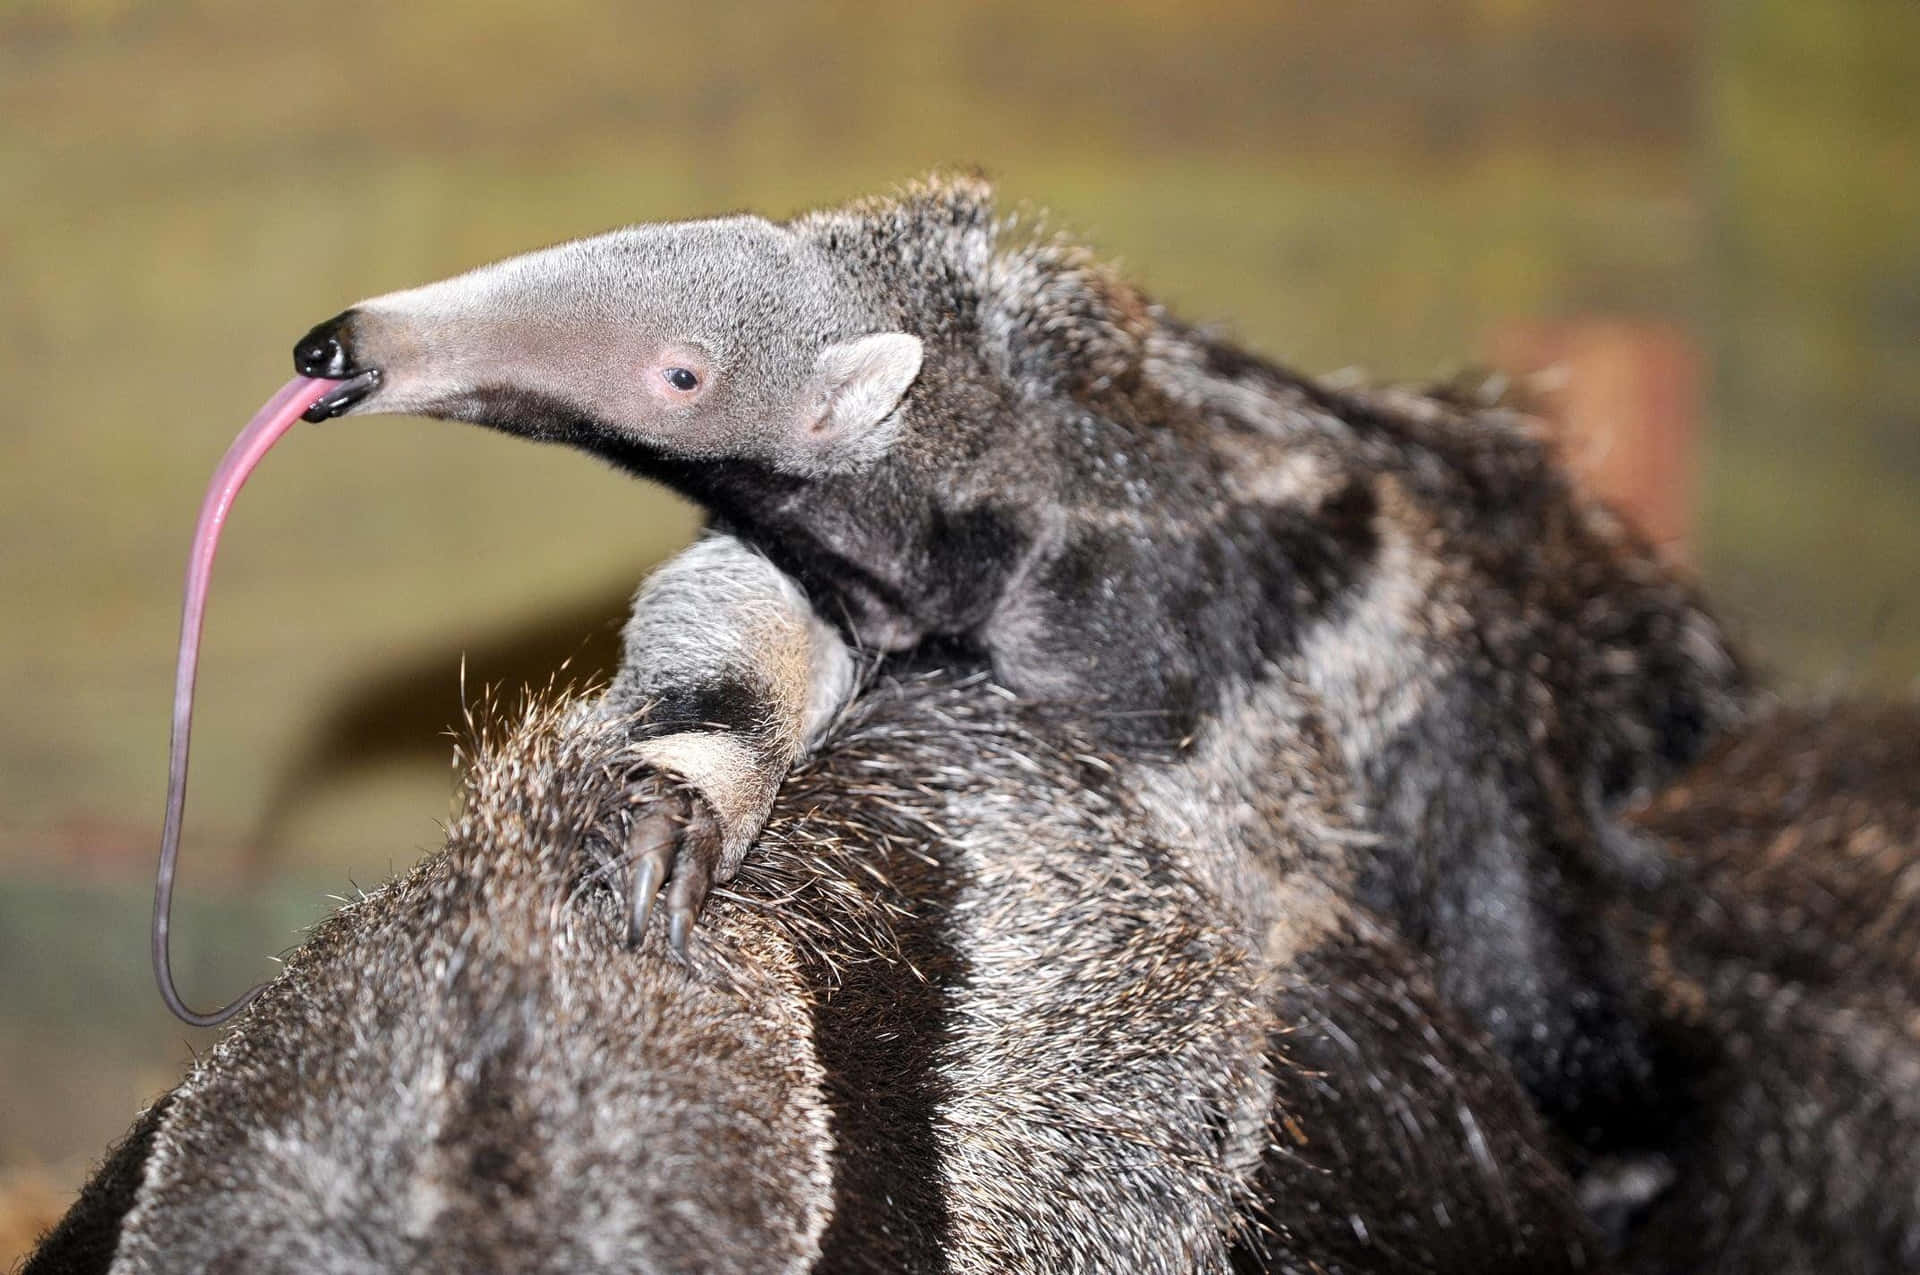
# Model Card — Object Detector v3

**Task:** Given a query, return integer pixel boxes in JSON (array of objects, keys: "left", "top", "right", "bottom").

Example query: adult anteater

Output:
[{"left": 31, "top": 670, "right": 1601, "bottom": 1274}]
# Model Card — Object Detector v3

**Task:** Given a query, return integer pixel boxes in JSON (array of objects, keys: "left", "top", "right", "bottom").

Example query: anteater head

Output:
[{"left": 295, "top": 213, "right": 925, "bottom": 478}]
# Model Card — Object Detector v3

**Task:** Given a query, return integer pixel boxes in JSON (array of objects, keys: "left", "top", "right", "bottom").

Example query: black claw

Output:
[
  {"left": 665, "top": 803, "right": 723, "bottom": 954},
  {"left": 619, "top": 781, "right": 725, "bottom": 953},
  {"left": 629, "top": 857, "right": 664, "bottom": 947},
  {"left": 624, "top": 809, "right": 678, "bottom": 946}
]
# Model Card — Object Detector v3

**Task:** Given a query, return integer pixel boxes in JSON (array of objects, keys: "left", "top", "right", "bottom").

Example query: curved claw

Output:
[
  {"left": 625, "top": 803, "right": 682, "bottom": 946},
  {"left": 664, "top": 803, "right": 724, "bottom": 957},
  {"left": 621, "top": 786, "right": 727, "bottom": 953}
]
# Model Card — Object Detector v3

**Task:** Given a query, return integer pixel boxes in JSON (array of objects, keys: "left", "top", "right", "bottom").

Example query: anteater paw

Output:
[{"left": 621, "top": 776, "right": 725, "bottom": 956}]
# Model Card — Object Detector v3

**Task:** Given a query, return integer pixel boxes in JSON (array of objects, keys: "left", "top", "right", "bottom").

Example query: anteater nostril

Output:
[
  {"left": 292, "top": 312, "right": 357, "bottom": 379},
  {"left": 292, "top": 333, "right": 344, "bottom": 378}
]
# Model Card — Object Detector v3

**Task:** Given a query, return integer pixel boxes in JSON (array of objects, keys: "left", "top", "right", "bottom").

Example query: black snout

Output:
[
  {"left": 293, "top": 310, "right": 381, "bottom": 420},
  {"left": 294, "top": 312, "right": 357, "bottom": 378}
]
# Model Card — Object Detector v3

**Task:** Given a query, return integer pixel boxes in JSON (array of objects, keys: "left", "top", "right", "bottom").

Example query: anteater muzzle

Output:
[{"left": 294, "top": 310, "right": 382, "bottom": 419}]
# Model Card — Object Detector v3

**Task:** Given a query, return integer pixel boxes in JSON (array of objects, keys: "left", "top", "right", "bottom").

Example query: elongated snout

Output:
[{"left": 293, "top": 310, "right": 382, "bottom": 419}]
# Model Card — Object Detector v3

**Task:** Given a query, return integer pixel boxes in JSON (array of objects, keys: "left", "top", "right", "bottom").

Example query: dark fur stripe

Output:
[
  {"left": 802, "top": 836, "right": 965, "bottom": 1274},
  {"left": 635, "top": 676, "right": 781, "bottom": 742}
]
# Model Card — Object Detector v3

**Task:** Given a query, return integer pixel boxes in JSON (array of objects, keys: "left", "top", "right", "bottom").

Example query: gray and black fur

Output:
[
  {"left": 33, "top": 685, "right": 1920, "bottom": 1272},
  {"left": 289, "top": 175, "right": 1749, "bottom": 1147},
  {"left": 28, "top": 673, "right": 1605, "bottom": 1274},
  {"left": 35, "top": 175, "right": 1920, "bottom": 1270}
]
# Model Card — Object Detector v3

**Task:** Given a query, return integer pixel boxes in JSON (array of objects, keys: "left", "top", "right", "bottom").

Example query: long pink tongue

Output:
[{"left": 154, "top": 375, "right": 340, "bottom": 1027}]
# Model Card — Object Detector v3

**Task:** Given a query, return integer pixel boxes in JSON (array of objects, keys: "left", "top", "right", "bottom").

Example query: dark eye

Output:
[{"left": 663, "top": 367, "right": 699, "bottom": 392}]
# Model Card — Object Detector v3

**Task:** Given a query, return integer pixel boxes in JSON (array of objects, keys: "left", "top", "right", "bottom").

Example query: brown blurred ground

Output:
[
  {"left": 1, "top": 0, "right": 1914, "bottom": 1259},
  {"left": 0, "top": 1170, "right": 65, "bottom": 1267}
]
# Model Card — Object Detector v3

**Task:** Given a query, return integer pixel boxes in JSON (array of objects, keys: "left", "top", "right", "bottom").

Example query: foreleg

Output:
[{"left": 593, "top": 533, "right": 857, "bottom": 951}]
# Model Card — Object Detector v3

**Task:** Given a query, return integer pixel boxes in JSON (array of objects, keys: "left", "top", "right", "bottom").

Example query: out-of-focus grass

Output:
[
  {"left": 1699, "top": 0, "right": 1920, "bottom": 687},
  {"left": 0, "top": 869, "right": 358, "bottom": 1243}
]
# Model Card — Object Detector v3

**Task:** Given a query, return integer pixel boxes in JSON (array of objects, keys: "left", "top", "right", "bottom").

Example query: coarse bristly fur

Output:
[
  {"left": 289, "top": 173, "right": 1751, "bottom": 1151},
  {"left": 27, "top": 673, "right": 1605, "bottom": 1274},
  {"left": 1608, "top": 699, "right": 1920, "bottom": 1274}
]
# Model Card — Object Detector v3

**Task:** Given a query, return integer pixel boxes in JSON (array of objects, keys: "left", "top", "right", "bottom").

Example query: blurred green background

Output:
[{"left": 1, "top": 0, "right": 1915, "bottom": 1253}]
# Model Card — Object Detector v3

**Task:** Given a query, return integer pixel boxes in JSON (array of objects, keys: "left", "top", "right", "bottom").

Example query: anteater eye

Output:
[{"left": 663, "top": 367, "right": 699, "bottom": 392}]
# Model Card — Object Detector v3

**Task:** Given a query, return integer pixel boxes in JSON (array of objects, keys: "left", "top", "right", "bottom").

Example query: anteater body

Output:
[{"left": 35, "top": 673, "right": 1603, "bottom": 1274}]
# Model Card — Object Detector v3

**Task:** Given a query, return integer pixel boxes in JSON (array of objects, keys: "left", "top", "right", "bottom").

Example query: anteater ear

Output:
[{"left": 796, "top": 333, "right": 923, "bottom": 468}]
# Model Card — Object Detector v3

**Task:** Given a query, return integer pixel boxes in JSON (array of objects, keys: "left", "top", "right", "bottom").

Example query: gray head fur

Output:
[{"left": 334, "top": 214, "right": 922, "bottom": 476}]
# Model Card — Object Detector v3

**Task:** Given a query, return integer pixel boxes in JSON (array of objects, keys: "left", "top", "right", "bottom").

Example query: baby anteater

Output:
[{"left": 285, "top": 175, "right": 1749, "bottom": 1146}]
